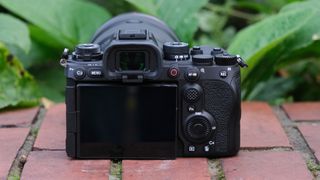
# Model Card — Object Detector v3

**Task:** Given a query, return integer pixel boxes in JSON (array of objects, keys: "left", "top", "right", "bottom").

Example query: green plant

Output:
[
  {"left": 0, "top": 14, "right": 38, "bottom": 109},
  {"left": 0, "top": 0, "right": 319, "bottom": 109},
  {"left": 228, "top": 0, "right": 320, "bottom": 102},
  {"left": 0, "top": 0, "right": 112, "bottom": 107}
]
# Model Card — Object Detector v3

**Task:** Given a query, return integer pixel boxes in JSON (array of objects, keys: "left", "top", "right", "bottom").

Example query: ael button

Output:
[
  {"left": 168, "top": 67, "right": 180, "bottom": 78},
  {"left": 74, "top": 68, "right": 86, "bottom": 79},
  {"left": 185, "top": 68, "right": 200, "bottom": 82}
]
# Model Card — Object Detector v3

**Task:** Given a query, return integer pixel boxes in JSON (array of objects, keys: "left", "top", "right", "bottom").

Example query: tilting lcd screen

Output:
[{"left": 77, "top": 83, "right": 177, "bottom": 159}]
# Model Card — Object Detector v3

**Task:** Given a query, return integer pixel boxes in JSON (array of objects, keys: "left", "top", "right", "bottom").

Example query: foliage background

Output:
[{"left": 0, "top": 0, "right": 319, "bottom": 109}]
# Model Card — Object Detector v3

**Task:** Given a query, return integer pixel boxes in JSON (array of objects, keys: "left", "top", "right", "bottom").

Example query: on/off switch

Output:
[{"left": 168, "top": 67, "right": 180, "bottom": 78}]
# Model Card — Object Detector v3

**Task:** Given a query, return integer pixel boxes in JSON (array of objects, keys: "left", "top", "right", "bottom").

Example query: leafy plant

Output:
[
  {"left": 228, "top": 0, "right": 320, "bottom": 100},
  {"left": 126, "top": 0, "right": 208, "bottom": 43},
  {"left": 0, "top": 14, "right": 38, "bottom": 109},
  {"left": 0, "top": 0, "right": 112, "bottom": 104}
]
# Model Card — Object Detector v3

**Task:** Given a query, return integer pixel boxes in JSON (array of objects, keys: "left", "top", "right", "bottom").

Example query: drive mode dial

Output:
[{"left": 183, "top": 112, "right": 216, "bottom": 143}]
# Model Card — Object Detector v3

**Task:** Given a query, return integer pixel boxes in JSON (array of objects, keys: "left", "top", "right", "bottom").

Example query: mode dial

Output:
[
  {"left": 163, "top": 42, "right": 189, "bottom": 61},
  {"left": 214, "top": 54, "right": 238, "bottom": 66},
  {"left": 73, "top": 43, "right": 102, "bottom": 61}
]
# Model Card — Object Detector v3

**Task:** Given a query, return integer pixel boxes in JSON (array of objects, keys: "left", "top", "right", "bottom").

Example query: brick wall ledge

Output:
[{"left": 1, "top": 102, "right": 320, "bottom": 180}]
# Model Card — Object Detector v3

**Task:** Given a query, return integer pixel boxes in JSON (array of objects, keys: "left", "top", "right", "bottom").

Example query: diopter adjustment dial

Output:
[
  {"left": 183, "top": 111, "right": 216, "bottom": 143},
  {"left": 163, "top": 42, "right": 190, "bottom": 61}
]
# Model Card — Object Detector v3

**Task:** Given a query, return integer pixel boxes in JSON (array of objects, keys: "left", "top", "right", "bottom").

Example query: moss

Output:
[
  {"left": 306, "top": 160, "right": 320, "bottom": 176},
  {"left": 109, "top": 160, "right": 122, "bottom": 180}
]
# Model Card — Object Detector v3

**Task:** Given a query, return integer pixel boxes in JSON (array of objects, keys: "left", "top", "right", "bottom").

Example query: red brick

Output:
[
  {"left": 282, "top": 102, "right": 320, "bottom": 121},
  {"left": 0, "top": 107, "right": 38, "bottom": 126},
  {"left": 222, "top": 151, "right": 313, "bottom": 179},
  {"left": 21, "top": 151, "right": 110, "bottom": 180},
  {"left": 34, "top": 104, "right": 65, "bottom": 150},
  {"left": 241, "top": 102, "right": 291, "bottom": 148},
  {"left": 122, "top": 158, "right": 210, "bottom": 180},
  {"left": 0, "top": 128, "right": 29, "bottom": 179},
  {"left": 298, "top": 124, "right": 320, "bottom": 160}
]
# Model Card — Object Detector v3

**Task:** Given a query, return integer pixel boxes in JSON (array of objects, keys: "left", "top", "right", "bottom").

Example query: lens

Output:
[{"left": 119, "top": 51, "right": 146, "bottom": 71}]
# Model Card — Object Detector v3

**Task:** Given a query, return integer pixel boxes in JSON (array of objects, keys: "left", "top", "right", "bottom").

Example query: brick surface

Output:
[
  {"left": 298, "top": 124, "right": 320, "bottom": 160},
  {"left": 21, "top": 151, "right": 110, "bottom": 180},
  {"left": 282, "top": 102, "right": 320, "bottom": 121},
  {"left": 34, "top": 104, "right": 65, "bottom": 150},
  {"left": 222, "top": 151, "right": 313, "bottom": 180},
  {"left": 0, "top": 128, "right": 29, "bottom": 179},
  {"left": 241, "top": 102, "right": 291, "bottom": 148},
  {"left": 123, "top": 158, "right": 210, "bottom": 180},
  {"left": 0, "top": 107, "right": 38, "bottom": 127}
]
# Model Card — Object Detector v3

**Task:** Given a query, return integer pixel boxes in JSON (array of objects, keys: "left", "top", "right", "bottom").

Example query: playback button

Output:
[{"left": 88, "top": 68, "right": 103, "bottom": 78}]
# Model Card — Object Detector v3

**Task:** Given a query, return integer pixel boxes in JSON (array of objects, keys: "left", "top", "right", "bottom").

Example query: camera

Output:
[{"left": 61, "top": 13, "right": 247, "bottom": 159}]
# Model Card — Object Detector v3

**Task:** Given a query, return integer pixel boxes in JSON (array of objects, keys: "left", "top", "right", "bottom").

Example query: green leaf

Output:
[
  {"left": 228, "top": 0, "right": 320, "bottom": 99},
  {"left": 0, "top": 0, "right": 111, "bottom": 48},
  {"left": 0, "top": 43, "right": 39, "bottom": 109},
  {"left": 0, "top": 13, "right": 30, "bottom": 52},
  {"left": 126, "top": 0, "right": 208, "bottom": 42},
  {"left": 29, "top": 63, "right": 65, "bottom": 102}
]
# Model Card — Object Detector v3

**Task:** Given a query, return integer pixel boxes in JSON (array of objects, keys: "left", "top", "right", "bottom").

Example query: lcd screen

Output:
[{"left": 77, "top": 83, "right": 177, "bottom": 159}]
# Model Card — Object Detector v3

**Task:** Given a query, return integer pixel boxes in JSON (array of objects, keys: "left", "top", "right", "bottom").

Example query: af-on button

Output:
[{"left": 185, "top": 68, "right": 200, "bottom": 82}]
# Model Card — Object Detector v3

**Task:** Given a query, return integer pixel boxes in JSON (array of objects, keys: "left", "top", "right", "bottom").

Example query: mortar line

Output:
[
  {"left": 7, "top": 106, "right": 47, "bottom": 180},
  {"left": 109, "top": 160, "right": 122, "bottom": 180},
  {"left": 208, "top": 159, "right": 226, "bottom": 180},
  {"left": 273, "top": 106, "right": 320, "bottom": 178}
]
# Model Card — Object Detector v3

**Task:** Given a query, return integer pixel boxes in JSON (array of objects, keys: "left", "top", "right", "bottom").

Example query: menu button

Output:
[{"left": 89, "top": 69, "right": 103, "bottom": 77}]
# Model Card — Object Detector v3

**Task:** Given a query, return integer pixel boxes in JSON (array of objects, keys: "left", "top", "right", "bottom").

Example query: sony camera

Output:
[{"left": 61, "top": 13, "right": 247, "bottom": 159}]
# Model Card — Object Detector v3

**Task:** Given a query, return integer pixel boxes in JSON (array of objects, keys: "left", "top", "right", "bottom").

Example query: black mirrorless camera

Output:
[{"left": 61, "top": 13, "right": 247, "bottom": 159}]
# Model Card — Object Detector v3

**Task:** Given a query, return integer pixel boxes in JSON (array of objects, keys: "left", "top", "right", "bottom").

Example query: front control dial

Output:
[{"left": 183, "top": 111, "right": 216, "bottom": 143}]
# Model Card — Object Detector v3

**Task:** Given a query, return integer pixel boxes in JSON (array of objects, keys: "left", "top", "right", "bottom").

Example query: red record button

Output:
[{"left": 168, "top": 67, "right": 179, "bottom": 78}]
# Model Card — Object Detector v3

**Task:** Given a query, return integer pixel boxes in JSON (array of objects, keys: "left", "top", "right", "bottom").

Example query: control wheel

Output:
[{"left": 183, "top": 111, "right": 216, "bottom": 143}]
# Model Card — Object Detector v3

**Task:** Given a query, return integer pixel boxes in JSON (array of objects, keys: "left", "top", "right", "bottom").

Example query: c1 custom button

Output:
[
  {"left": 219, "top": 70, "right": 228, "bottom": 78},
  {"left": 88, "top": 68, "right": 103, "bottom": 77},
  {"left": 74, "top": 68, "right": 86, "bottom": 79},
  {"left": 168, "top": 67, "right": 179, "bottom": 78}
]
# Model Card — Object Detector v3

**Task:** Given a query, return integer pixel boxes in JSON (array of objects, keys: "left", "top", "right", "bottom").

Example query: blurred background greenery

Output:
[{"left": 0, "top": 0, "right": 319, "bottom": 109}]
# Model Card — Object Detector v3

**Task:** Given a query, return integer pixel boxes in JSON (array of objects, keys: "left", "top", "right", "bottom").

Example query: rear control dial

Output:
[{"left": 183, "top": 111, "right": 216, "bottom": 143}]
